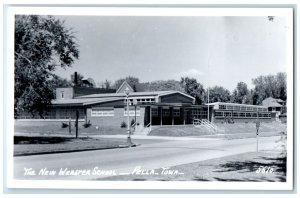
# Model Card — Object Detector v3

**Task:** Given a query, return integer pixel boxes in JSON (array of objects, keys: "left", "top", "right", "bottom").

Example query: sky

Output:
[{"left": 54, "top": 15, "right": 289, "bottom": 91}]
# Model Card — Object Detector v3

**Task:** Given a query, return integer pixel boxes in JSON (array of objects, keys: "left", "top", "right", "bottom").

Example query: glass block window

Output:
[
  {"left": 91, "top": 108, "right": 114, "bottom": 117},
  {"left": 124, "top": 107, "right": 140, "bottom": 116}
]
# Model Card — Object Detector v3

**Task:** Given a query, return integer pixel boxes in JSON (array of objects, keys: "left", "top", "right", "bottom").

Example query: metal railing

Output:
[{"left": 193, "top": 118, "right": 219, "bottom": 133}]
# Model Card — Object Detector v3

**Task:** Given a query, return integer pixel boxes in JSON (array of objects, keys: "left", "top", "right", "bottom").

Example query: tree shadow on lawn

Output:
[
  {"left": 212, "top": 154, "right": 286, "bottom": 182},
  {"left": 213, "top": 176, "right": 285, "bottom": 182}
]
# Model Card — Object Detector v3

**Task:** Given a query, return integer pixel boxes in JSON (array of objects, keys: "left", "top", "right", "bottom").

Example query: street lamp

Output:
[{"left": 125, "top": 87, "right": 133, "bottom": 146}]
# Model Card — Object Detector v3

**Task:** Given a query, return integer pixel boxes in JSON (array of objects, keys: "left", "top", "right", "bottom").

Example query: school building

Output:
[{"left": 16, "top": 81, "right": 275, "bottom": 129}]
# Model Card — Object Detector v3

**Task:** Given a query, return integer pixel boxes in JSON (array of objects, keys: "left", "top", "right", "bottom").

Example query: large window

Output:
[
  {"left": 162, "top": 109, "right": 170, "bottom": 117},
  {"left": 92, "top": 108, "right": 114, "bottom": 117},
  {"left": 215, "top": 111, "right": 224, "bottom": 117},
  {"left": 151, "top": 108, "right": 158, "bottom": 117}
]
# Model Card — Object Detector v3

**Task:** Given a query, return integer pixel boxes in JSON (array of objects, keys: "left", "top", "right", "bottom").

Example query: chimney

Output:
[{"left": 74, "top": 72, "right": 78, "bottom": 86}]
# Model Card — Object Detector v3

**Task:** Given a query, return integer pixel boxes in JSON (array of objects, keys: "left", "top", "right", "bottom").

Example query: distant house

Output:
[{"left": 262, "top": 97, "right": 286, "bottom": 120}]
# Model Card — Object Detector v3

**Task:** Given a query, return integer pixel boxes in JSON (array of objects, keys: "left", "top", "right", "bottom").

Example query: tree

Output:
[
  {"left": 206, "top": 86, "right": 231, "bottom": 103},
  {"left": 50, "top": 74, "right": 72, "bottom": 89},
  {"left": 114, "top": 76, "right": 140, "bottom": 91},
  {"left": 141, "top": 80, "right": 185, "bottom": 92},
  {"left": 104, "top": 79, "right": 111, "bottom": 89},
  {"left": 15, "top": 15, "right": 79, "bottom": 117},
  {"left": 252, "top": 72, "right": 286, "bottom": 105},
  {"left": 180, "top": 77, "right": 205, "bottom": 104},
  {"left": 231, "top": 82, "right": 250, "bottom": 104}
]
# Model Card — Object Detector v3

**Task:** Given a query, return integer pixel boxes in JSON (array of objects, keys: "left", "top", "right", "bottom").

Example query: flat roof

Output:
[
  {"left": 51, "top": 98, "right": 123, "bottom": 106},
  {"left": 205, "top": 102, "right": 266, "bottom": 108}
]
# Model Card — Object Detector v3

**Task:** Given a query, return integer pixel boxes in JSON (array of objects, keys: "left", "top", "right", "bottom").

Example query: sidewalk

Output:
[{"left": 90, "top": 134, "right": 219, "bottom": 141}]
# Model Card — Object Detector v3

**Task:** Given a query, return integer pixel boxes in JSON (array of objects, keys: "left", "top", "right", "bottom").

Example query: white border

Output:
[{"left": 5, "top": 6, "right": 294, "bottom": 190}]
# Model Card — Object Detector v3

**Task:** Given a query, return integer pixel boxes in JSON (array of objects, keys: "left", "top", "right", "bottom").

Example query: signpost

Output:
[
  {"left": 255, "top": 118, "right": 260, "bottom": 152},
  {"left": 75, "top": 110, "right": 79, "bottom": 139}
]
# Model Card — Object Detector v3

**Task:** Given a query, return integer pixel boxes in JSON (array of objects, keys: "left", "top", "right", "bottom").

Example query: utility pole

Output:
[
  {"left": 69, "top": 117, "right": 71, "bottom": 134},
  {"left": 75, "top": 110, "right": 79, "bottom": 139}
]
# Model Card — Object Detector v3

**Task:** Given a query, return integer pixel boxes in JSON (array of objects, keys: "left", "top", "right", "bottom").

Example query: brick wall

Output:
[{"left": 86, "top": 107, "right": 146, "bottom": 127}]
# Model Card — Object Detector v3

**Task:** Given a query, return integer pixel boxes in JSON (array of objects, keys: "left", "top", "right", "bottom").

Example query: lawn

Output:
[
  {"left": 14, "top": 136, "right": 127, "bottom": 156},
  {"left": 98, "top": 151, "right": 286, "bottom": 182},
  {"left": 149, "top": 125, "right": 213, "bottom": 137},
  {"left": 14, "top": 121, "right": 128, "bottom": 136},
  {"left": 148, "top": 122, "right": 286, "bottom": 139}
]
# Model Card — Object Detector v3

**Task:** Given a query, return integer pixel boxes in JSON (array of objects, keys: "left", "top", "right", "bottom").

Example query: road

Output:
[{"left": 14, "top": 136, "right": 283, "bottom": 180}]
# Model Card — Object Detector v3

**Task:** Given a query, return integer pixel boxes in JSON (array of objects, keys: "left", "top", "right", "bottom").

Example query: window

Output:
[
  {"left": 241, "top": 106, "right": 246, "bottom": 111},
  {"left": 252, "top": 113, "right": 258, "bottom": 118},
  {"left": 91, "top": 108, "right": 114, "bottom": 117},
  {"left": 227, "top": 105, "right": 234, "bottom": 110},
  {"left": 124, "top": 107, "right": 140, "bottom": 116},
  {"left": 240, "top": 112, "right": 246, "bottom": 117},
  {"left": 215, "top": 111, "right": 224, "bottom": 117},
  {"left": 61, "top": 91, "right": 64, "bottom": 99},
  {"left": 173, "top": 109, "right": 180, "bottom": 117},
  {"left": 224, "top": 112, "right": 231, "bottom": 117},
  {"left": 233, "top": 106, "right": 240, "bottom": 111},
  {"left": 246, "top": 107, "right": 253, "bottom": 111},
  {"left": 162, "top": 109, "right": 170, "bottom": 117},
  {"left": 151, "top": 108, "right": 158, "bottom": 117},
  {"left": 246, "top": 113, "right": 251, "bottom": 117},
  {"left": 233, "top": 112, "right": 239, "bottom": 117},
  {"left": 219, "top": 105, "right": 226, "bottom": 110}
]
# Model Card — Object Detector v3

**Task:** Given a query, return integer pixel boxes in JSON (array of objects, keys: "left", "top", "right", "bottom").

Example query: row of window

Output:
[
  {"left": 124, "top": 98, "right": 156, "bottom": 105},
  {"left": 218, "top": 104, "right": 268, "bottom": 112},
  {"left": 91, "top": 108, "right": 141, "bottom": 117},
  {"left": 151, "top": 108, "right": 181, "bottom": 117},
  {"left": 215, "top": 111, "right": 271, "bottom": 118}
]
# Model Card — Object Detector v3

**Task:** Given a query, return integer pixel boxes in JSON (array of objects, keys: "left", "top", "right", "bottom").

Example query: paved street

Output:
[{"left": 14, "top": 135, "right": 283, "bottom": 180}]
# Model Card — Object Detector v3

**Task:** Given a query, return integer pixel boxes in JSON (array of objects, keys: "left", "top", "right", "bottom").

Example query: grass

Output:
[
  {"left": 14, "top": 121, "right": 128, "bottom": 136},
  {"left": 98, "top": 151, "right": 286, "bottom": 181},
  {"left": 149, "top": 125, "right": 213, "bottom": 137},
  {"left": 14, "top": 136, "right": 127, "bottom": 156},
  {"left": 148, "top": 122, "right": 286, "bottom": 139}
]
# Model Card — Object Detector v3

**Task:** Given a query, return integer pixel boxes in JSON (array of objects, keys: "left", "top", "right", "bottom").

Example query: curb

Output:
[{"left": 14, "top": 146, "right": 124, "bottom": 157}]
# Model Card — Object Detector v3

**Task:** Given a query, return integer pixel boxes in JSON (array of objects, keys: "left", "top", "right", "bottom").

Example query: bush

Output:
[
  {"left": 120, "top": 121, "right": 127, "bottom": 128},
  {"left": 83, "top": 120, "right": 92, "bottom": 128},
  {"left": 61, "top": 122, "right": 68, "bottom": 128}
]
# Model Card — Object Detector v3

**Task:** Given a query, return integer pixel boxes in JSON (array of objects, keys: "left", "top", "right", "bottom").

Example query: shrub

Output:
[
  {"left": 83, "top": 120, "right": 92, "bottom": 128},
  {"left": 120, "top": 121, "right": 127, "bottom": 128},
  {"left": 61, "top": 122, "right": 68, "bottom": 128}
]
